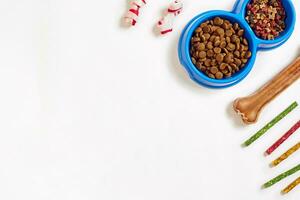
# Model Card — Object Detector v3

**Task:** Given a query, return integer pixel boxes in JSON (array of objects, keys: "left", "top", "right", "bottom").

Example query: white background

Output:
[{"left": 0, "top": 0, "right": 299, "bottom": 199}]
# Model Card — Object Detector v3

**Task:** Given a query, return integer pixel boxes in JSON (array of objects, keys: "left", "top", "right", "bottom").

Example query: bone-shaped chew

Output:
[
  {"left": 233, "top": 55, "right": 300, "bottom": 124},
  {"left": 157, "top": 0, "right": 183, "bottom": 35},
  {"left": 124, "top": 0, "right": 147, "bottom": 26}
]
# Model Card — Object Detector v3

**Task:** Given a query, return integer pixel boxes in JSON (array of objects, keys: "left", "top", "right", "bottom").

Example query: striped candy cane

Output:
[
  {"left": 124, "top": 0, "right": 147, "bottom": 26},
  {"left": 157, "top": 0, "right": 183, "bottom": 35}
]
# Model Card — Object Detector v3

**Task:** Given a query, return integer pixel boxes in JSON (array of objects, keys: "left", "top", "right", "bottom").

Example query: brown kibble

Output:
[
  {"left": 213, "top": 17, "right": 224, "bottom": 26},
  {"left": 222, "top": 21, "right": 231, "bottom": 30},
  {"left": 230, "top": 63, "right": 238, "bottom": 70},
  {"left": 234, "top": 58, "right": 242, "bottom": 66},
  {"left": 234, "top": 50, "right": 240, "bottom": 58},
  {"left": 225, "top": 30, "right": 233, "bottom": 37},
  {"left": 214, "top": 40, "right": 221, "bottom": 47},
  {"left": 200, "top": 21, "right": 208, "bottom": 28},
  {"left": 241, "top": 51, "right": 246, "bottom": 58},
  {"left": 220, "top": 63, "right": 228, "bottom": 70},
  {"left": 243, "top": 38, "right": 248, "bottom": 45},
  {"left": 192, "top": 37, "right": 201, "bottom": 43},
  {"left": 207, "top": 50, "right": 214, "bottom": 57},
  {"left": 195, "top": 27, "right": 202, "bottom": 33},
  {"left": 220, "top": 41, "right": 227, "bottom": 48},
  {"left": 240, "top": 45, "right": 245, "bottom": 52},
  {"left": 222, "top": 68, "right": 229, "bottom": 74},
  {"left": 200, "top": 66, "right": 206, "bottom": 72},
  {"left": 209, "top": 35, "right": 216, "bottom": 42},
  {"left": 227, "top": 65, "right": 232, "bottom": 72},
  {"left": 236, "top": 43, "right": 241, "bottom": 51},
  {"left": 210, "top": 66, "right": 218, "bottom": 74},
  {"left": 225, "top": 72, "right": 232, "bottom": 78},
  {"left": 204, "top": 33, "right": 210, "bottom": 40},
  {"left": 202, "top": 25, "right": 211, "bottom": 33},
  {"left": 223, "top": 48, "right": 229, "bottom": 54},
  {"left": 237, "top": 29, "right": 244, "bottom": 36},
  {"left": 208, "top": 73, "right": 215, "bottom": 79},
  {"left": 214, "top": 36, "right": 220, "bottom": 42},
  {"left": 231, "top": 35, "right": 238, "bottom": 43},
  {"left": 245, "top": 51, "right": 252, "bottom": 58},
  {"left": 197, "top": 43, "right": 206, "bottom": 51},
  {"left": 199, "top": 57, "right": 206, "bottom": 62},
  {"left": 233, "top": 23, "right": 239, "bottom": 30},
  {"left": 226, "top": 36, "right": 231, "bottom": 43},
  {"left": 216, "top": 54, "right": 224, "bottom": 63},
  {"left": 213, "top": 47, "right": 222, "bottom": 54},
  {"left": 196, "top": 62, "right": 202, "bottom": 68},
  {"left": 227, "top": 43, "right": 236, "bottom": 51},
  {"left": 192, "top": 52, "right": 198, "bottom": 59},
  {"left": 242, "top": 59, "right": 248, "bottom": 64},
  {"left": 206, "top": 42, "right": 213, "bottom": 50},
  {"left": 204, "top": 59, "right": 212, "bottom": 67},
  {"left": 211, "top": 59, "right": 217, "bottom": 66},
  {"left": 224, "top": 53, "right": 233, "bottom": 63},
  {"left": 215, "top": 28, "right": 225, "bottom": 36},
  {"left": 191, "top": 57, "right": 196, "bottom": 64},
  {"left": 211, "top": 26, "right": 218, "bottom": 32},
  {"left": 215, "top": 71, "right": 224, "bottom": 79},
  {"left": 198, "top": 51, "right": 207, "bottom": 59}
]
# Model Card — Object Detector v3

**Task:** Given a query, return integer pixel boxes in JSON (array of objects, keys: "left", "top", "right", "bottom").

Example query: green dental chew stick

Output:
[
  {"left": 263, "top": 164, "right": 300, "bottom": 188},
  {"left": 243, "top": 101, "right": 298, "bottom": 147}
]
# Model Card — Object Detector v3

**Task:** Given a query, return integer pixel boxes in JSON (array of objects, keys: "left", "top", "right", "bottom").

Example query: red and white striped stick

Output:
[
  {"left": 157, "top": 0, "right": 183, "bottom": 35},
  {"left": 124, "top": 0, "right": 147, "bottom": 26}
]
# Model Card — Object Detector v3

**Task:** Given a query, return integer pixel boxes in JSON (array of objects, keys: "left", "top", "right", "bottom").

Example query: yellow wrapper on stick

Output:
[
  {"left": 282, "top": 176, "right": 300, "bottom": 194},
  {"left": 272, "top": 142, "right": 300, "bottom": 167}
]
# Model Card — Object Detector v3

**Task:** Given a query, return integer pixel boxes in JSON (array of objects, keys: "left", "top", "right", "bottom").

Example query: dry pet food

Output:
[
  {"left": 190, "top": 17, "right": 252, "bottom": 79},
  {"left": 246, "top": 0, "right": 286, "bottom": 40}
]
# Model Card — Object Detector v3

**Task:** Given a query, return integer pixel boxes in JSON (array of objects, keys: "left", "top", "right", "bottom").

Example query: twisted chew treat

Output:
[
  {"left": 282, "top": 176, "right": 300, "bottom": 194},
  {"left": 272, "top": 142, "right": 300, "bottom": 167},
  {"left": 263, "top": 164, "right": 300, "bottom": 188},
  {"left": 124, "top": 0, "right": 147, "bottom": 26},
  {"left": 265, "top": 120, "right": 300, "bottom": 155},
  {"left": 243, "top": 102, "right": 298, "bottom": 147},
  {"left": 234, "top": 55, "right": 300, "bottom": 124},
  {"left": 157, "top": 0, "right": 183, "bottom": 35}
]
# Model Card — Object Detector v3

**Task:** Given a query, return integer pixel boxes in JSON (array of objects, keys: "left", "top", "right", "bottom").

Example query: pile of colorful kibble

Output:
[
  {"left": 190, "top": 17, "right": 251, "bottom": 79},
  {"left": 246, "top": 0, "right": 286, "bottom": 40}
]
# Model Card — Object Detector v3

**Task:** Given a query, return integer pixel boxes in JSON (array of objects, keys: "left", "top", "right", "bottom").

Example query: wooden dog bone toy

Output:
[
  {"left": 124, "top": 0, "right": 147, "bottom": 26},
  {"left": 157, "top": 0, "right": 183, "bottom": 35},
  {"left": 234, "top": 55, "right": 300, "bottom": 124}
]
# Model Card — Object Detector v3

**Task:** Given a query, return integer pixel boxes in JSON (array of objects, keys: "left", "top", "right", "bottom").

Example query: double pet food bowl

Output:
[{"left": 178, "top": 0, "right": 296, "bottom": 88}]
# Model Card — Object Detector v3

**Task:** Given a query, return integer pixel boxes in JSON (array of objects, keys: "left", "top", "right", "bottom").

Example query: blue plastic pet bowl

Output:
[{"left": 178, "top": 0, "right": 296, "bottom": 88}]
